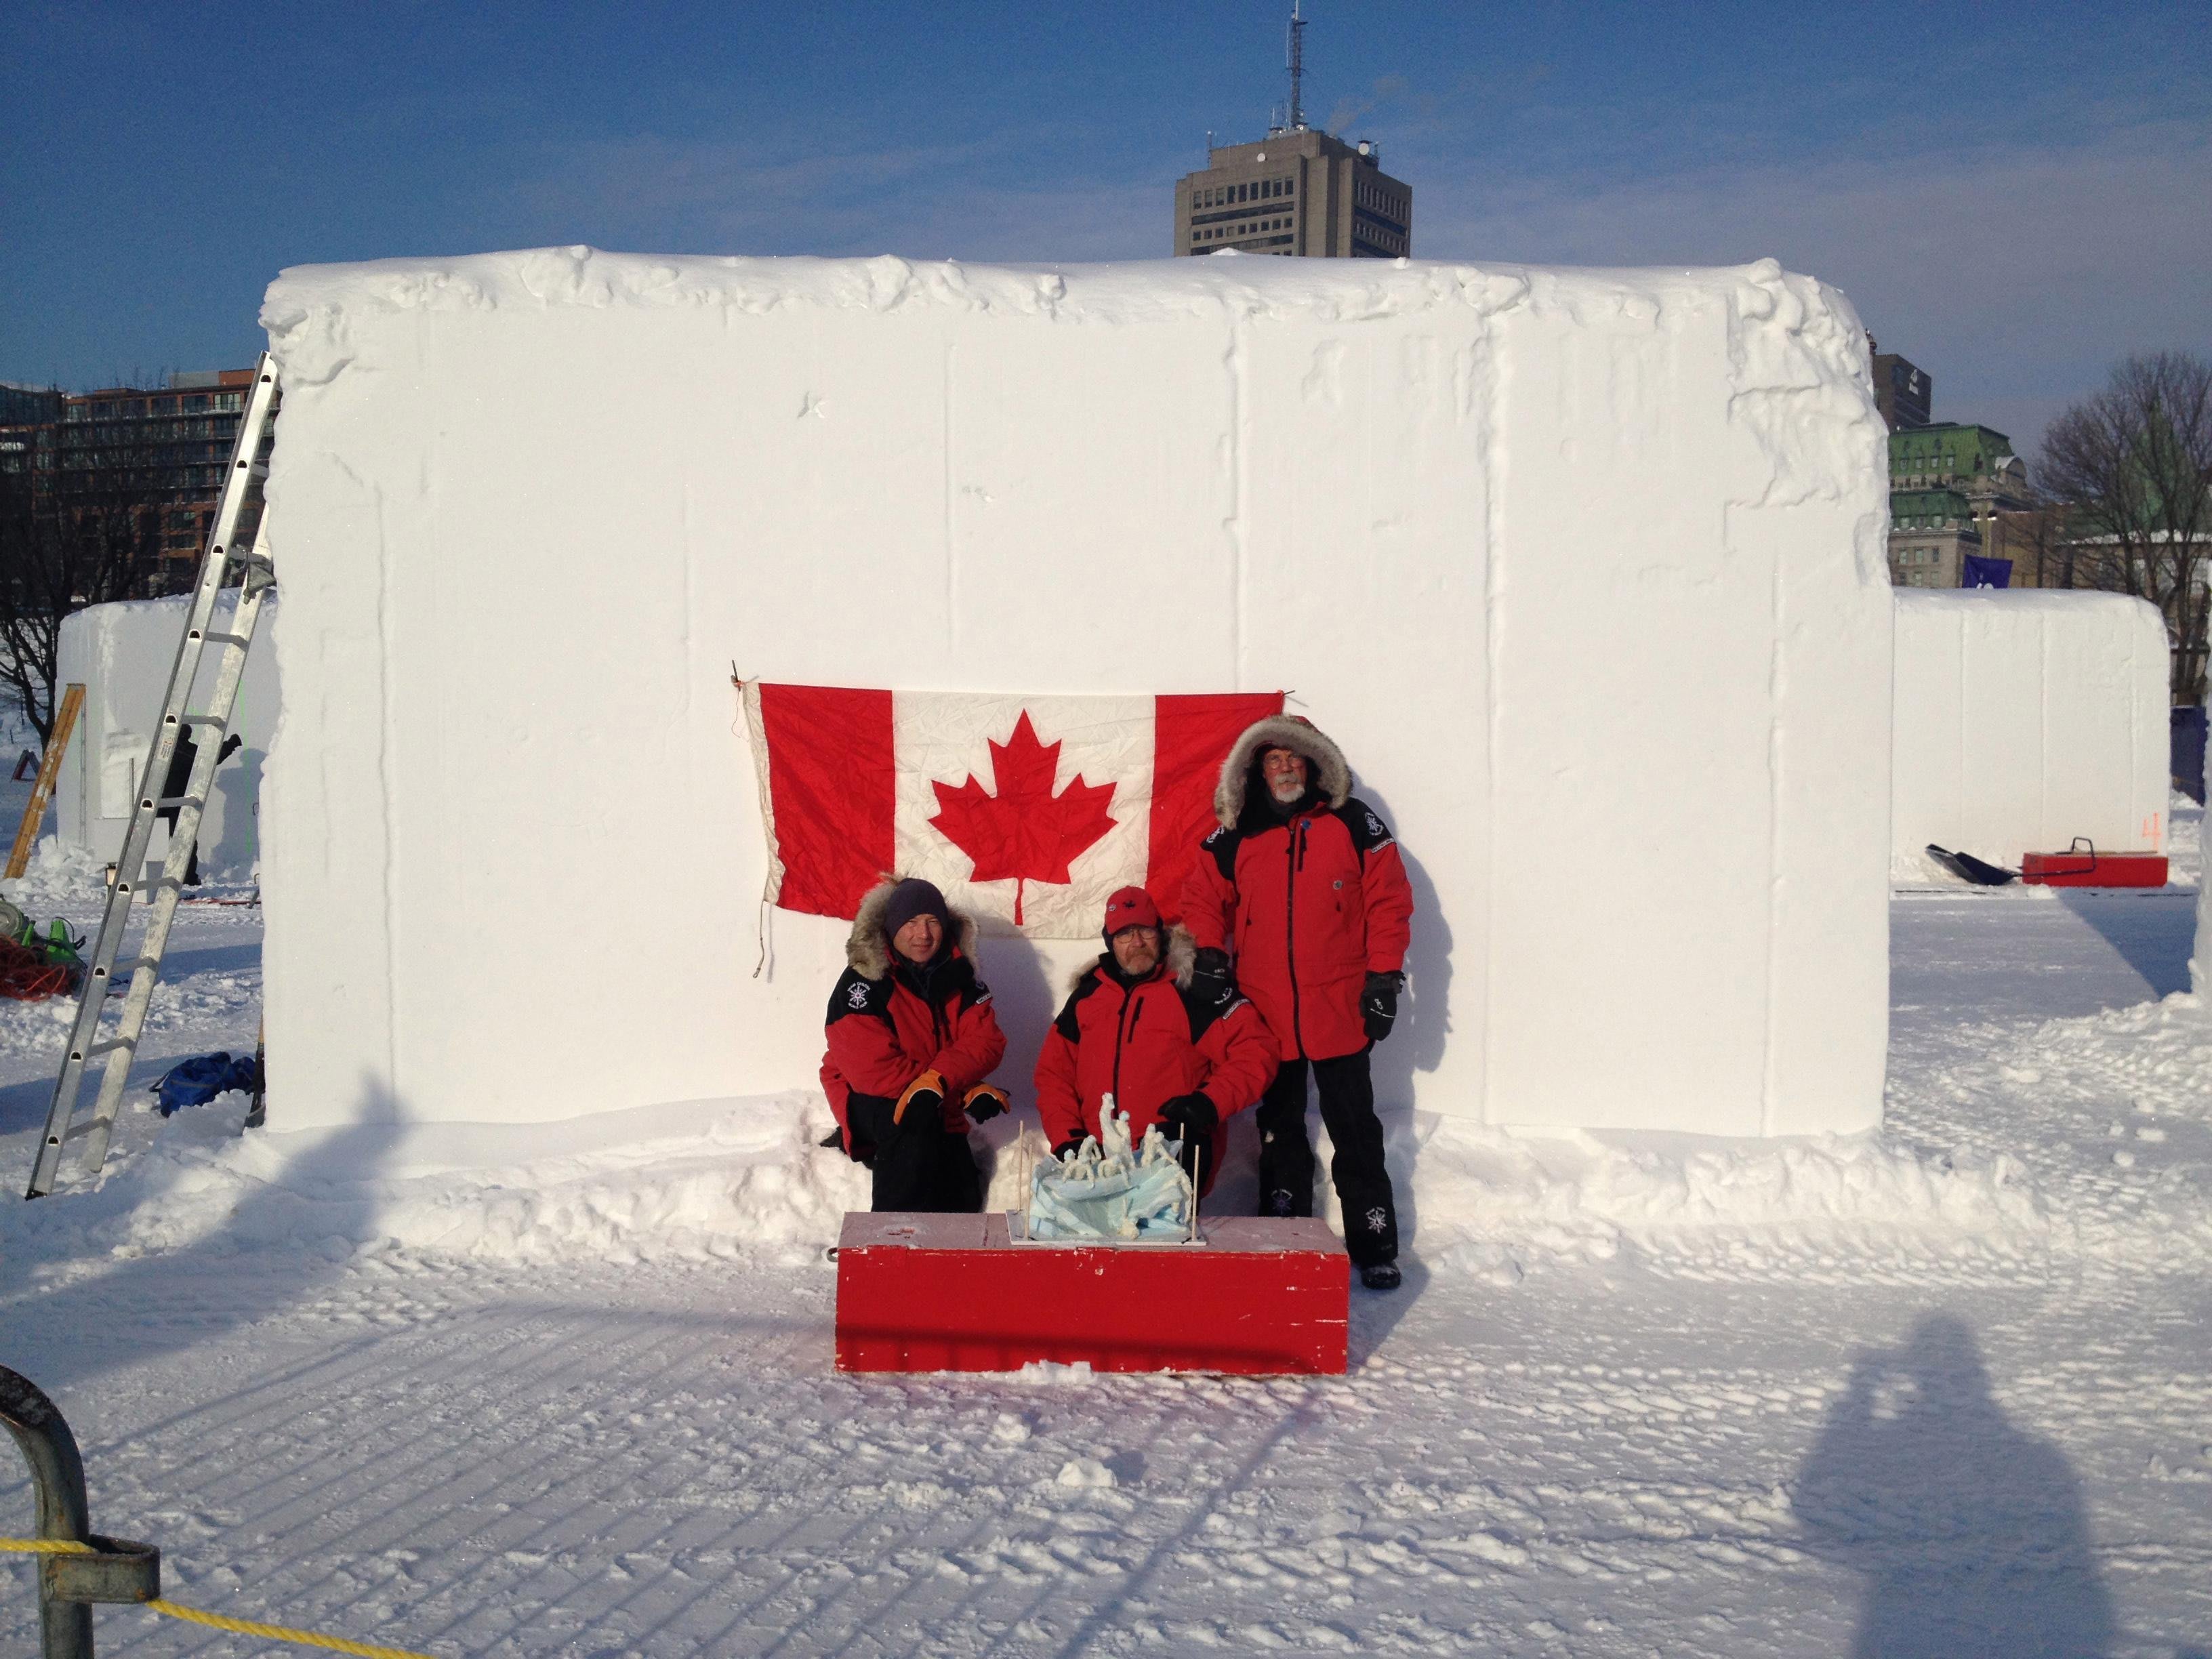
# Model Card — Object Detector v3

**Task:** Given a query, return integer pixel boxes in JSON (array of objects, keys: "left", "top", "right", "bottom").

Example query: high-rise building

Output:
[
  {"left": 1870, "top": 346, "right": 1931, "bottom": 430},
  {"left": 1173, "top": 5, "right": 1411, "bottom": 260},
  {"left": 1175, "top": 129, "right": 1410, "bottom": 259}
]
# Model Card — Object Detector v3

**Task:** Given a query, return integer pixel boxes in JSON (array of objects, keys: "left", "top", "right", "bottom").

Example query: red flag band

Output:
[{"left": 742, "top": 684, "right": 1284, "bottom": 938}]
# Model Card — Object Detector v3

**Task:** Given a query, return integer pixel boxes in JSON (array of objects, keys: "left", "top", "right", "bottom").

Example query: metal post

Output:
[
  {"left": 1, "top": 1366, "right": 93, "bottom": 1659},
  {"left": 1, "top": 1368, "right": 160, "bottom": 1658}
]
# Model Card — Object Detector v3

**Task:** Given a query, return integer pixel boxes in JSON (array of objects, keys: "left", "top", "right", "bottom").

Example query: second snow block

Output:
[{"left": 834, "top": 1212, "right": 1349, "bottom": 1374}]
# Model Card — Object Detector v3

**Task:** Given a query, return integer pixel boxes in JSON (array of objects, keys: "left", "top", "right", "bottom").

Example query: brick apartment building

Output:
[{"left": 0, "top": 367, "right": 266, "bottom": 589}]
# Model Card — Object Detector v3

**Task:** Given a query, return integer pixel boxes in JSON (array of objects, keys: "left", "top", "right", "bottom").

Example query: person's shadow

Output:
[{"left": 1794, "top": 1313, "right": 2114, "bottom": 1658}]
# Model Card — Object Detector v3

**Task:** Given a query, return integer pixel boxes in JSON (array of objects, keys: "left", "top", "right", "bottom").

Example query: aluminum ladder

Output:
[{"left": 25, "top": 356, "right": 279, "bottom": 1197}]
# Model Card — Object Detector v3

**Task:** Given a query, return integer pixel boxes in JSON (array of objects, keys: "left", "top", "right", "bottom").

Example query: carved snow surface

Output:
[{"left": 1025, "top": 1095, "right": 1193, "bottom": 1242}]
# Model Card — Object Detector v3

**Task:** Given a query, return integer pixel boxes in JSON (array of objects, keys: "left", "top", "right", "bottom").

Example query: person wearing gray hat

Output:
[{"left": 820, "top": 875, "right": 1008, "bottom": 1212}]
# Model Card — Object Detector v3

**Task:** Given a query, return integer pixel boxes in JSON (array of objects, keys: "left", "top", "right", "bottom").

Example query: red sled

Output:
[
  {"left": 2020, "top": 838, "right": 2167, "bottom": 888},
  {"left": 834, "top": 1211, "right": 1349, "bottom": 1375}
]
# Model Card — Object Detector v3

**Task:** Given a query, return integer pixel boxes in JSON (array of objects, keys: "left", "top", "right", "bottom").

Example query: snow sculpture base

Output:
[{"left": 834, "top": 1212, "right": 1348, "bottom": 1374}]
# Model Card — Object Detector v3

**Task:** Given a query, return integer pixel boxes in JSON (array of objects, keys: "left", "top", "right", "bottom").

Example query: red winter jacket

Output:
[
  {"left": 1181, "top": 720, "right": 1413, "bottom": 1062},
  {"left": 1033, "top": 933, "right": 1277, "bottom": 1193},
  {"left": 821, "top": 890, "right": 1005, "bottom": 1150}
]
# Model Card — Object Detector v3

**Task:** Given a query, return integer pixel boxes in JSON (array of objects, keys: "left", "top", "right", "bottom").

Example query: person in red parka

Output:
[
  {"left": 1033, "top": 886, "right": 1277, "bottom": 1198},
  {"left": 821, "top": 876, "right": 1009, "bottom": 1212},
  {"left": 1181, "top": 716, "right": 1414, "bottom": 1287}
]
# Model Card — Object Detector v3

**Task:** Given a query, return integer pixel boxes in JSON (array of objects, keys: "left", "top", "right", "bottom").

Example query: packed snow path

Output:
[{"left": 3, "top": 844, "right": 2209, "bottom": 1656}]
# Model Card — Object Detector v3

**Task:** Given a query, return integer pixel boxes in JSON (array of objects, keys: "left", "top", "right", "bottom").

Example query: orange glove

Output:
[
  {"left": 893, "top": 1069, "right": 947, "bottom": 1125},
  {"left": 962, "top": 1083, "right": 1010, "bottom": 1123}
]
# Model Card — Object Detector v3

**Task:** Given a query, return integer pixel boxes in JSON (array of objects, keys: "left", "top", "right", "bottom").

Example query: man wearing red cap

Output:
[
  {"left": 1181, "top": 716, "right": 1414, "bottom": 1288},
  {"left": 1033, "top": 886, "right": 1277, "bottom": 1195}
]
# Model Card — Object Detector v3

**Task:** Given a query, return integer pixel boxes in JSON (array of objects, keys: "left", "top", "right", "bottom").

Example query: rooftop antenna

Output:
[{"left": 1286, "top": 1, "right": 1307, "bottom": 131}]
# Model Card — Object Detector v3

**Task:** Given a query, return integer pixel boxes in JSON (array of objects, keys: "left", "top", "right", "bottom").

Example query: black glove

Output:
[
  {"left": 1189, "top": 947, "right": 1236, "bottom": 1010},
  {"left": 962, "top": 1083, "right": 1010, "bottom": 1123},
  {"left": 1361, "top": 971, "right": 1404, "bottom": 1043},
  {"left": 1158, "top": 1092, "right": 1218, "bottom": 1142},
  {"left": 1052, "top": 1136, "right": 1084, "bottom": 1162}
]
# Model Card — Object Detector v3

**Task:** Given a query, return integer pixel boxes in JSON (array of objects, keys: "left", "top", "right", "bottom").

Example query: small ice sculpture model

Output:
[{"left": 1027, "top": 1096, "right": 1195, "bottom": 1242}]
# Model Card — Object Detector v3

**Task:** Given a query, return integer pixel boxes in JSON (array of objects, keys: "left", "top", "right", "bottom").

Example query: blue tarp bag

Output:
[{"left": 152, "top": 1052, "right": 260, "bottom": 1118}]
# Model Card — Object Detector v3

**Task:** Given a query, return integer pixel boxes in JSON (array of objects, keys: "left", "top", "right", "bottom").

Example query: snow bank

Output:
[
  {"left": 1891, "top": 590, "right": 2168, "bottom": 881},
  {"left": 55, "top": 596, "right": 279, "bottom": 882},
  {"left": 259, "top": 247, "right": 1890, "bottom": 1138},
  {"left": 5, "top": 1094, "right": 865, "bottom": 1272},
  {"left": 1400, "top": 1118, "right": 2047, "bottom": 1283},
  {"left": 3, "top": 1094, "right": 2047, "bottom": 1279}
]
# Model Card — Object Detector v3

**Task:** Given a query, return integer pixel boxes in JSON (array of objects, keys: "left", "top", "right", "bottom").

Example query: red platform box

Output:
[
  {"left": 2020, "top": 850, "right": 2168, "bottom": 888},
  {"left": 835, "top": 1212, "right": 1349, "bottom": 1375}
]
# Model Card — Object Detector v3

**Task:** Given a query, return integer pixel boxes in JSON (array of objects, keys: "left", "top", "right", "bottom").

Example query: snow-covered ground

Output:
[{"left": 3, "top": 800, "right": 2208, "bottom": 1657}]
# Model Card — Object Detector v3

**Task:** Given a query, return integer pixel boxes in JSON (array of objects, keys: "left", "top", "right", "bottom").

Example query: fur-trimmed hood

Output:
[
  {"left": 1214, "top": 715, "right": 1351, "bottom": 829},
  {"left": 1066, "top": 923, "right": 1198, "bottom": 998},
  {"left": 846, "top": 876, "right": 983, "bottom": 980}
]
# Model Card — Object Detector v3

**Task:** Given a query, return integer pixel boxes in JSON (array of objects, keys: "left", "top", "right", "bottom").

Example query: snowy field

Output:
[{"left": 2, "top": 801, "right": 2208, "bottom": 1658}]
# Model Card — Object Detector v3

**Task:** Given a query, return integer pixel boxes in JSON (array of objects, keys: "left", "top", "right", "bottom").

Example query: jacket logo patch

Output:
[
  {"left": 1365, "top": 812, "right": 1385, "bottom": 838},
  {"left": 846, "top": 983, "right": 872, "bottom": 1010}
]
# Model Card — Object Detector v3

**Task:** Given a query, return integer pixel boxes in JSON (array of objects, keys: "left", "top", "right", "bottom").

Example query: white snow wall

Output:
[
  {"left": 54, "top": 596, "right": 280, "bottom": 881},
  {"left": 260, "top": 248, "right": 1891, "bottom": 1136},
  {"left": 1891, "top": 590, "right": 2169, "bottom": 876}
]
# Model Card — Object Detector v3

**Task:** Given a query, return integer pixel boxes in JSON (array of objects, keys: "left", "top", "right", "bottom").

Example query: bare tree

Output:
[
  {"left": 2038, "top": 352, "right": 2212, "bottom": 703},
  {"left": 0, "top": 430, "right": 193, "bottom": 743}
]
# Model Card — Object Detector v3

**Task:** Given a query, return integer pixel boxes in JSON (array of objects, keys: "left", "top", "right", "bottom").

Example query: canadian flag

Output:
[{"left": 740, "top": 682, "right": 1284, "bottom": 938}]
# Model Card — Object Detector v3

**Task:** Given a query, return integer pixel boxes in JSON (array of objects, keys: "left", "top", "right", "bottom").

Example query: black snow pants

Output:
[
  {"left": 1255, "top": 1050, "right": 1398, "bottom": 1267},
  {"left": 846, "top": 1097, "right": 983, "bottom": 1214}
]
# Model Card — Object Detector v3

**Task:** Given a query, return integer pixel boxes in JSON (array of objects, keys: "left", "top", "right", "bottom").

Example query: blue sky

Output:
[{"left": 5, "top": 1, "right": 2207, "bottom": 453}]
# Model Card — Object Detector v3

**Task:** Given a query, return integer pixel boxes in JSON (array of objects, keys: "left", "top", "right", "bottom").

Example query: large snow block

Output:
[
  {"left": 835, "top": 1212, "right": 1349, "bottom": 1374},
  {"left": 54, "top": 596, "right": 280, "bottom": 882},
  {"left": 1892, "top": 590, "right": 2169, "bottom": 877},
  {"left": 260, "top": 248, "right": 1891, "bottom": 1137}
]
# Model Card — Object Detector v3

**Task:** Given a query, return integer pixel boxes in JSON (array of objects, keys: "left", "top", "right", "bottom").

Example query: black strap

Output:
[
  {"left": 1335, "top": 796, "right": 1394, "bottom": 869},
  {"left": 825, "top": 968, "right": 895, "bottom": 1029},
  {"left": 1053, "top": 970, "right": 1106, "bottom": 1043},
  {"left": 1203, "top": 823, "right": 1242, "bottom": 882}
]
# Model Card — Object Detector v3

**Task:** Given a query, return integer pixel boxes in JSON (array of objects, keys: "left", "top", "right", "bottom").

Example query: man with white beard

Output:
[{"left": 1181, "top": 716, "right": 1415, "bottom": 1289}]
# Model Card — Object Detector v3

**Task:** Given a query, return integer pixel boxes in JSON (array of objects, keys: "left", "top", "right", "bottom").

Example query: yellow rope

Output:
[
  {"left": 1, "top": 1539, "right": 437, "bottom": 1659},
  {"left": 144, "top": 1598, "right": 436, "bottom": 1659}
]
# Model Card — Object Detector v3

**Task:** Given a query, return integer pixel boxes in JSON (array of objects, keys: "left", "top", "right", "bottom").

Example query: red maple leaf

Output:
[{"left": 928, "top": 712, "right": 1119, "bottom": 926}]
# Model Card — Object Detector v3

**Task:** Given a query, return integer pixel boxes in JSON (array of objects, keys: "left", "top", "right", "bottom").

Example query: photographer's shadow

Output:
[{"left": 1794, "top": 1313, "right": 2114, "bottom": 1658}]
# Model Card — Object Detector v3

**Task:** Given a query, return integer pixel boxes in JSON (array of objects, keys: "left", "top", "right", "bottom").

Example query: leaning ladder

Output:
[{"left": 26, "top": 356, "right": 281, "bottom": 1198}]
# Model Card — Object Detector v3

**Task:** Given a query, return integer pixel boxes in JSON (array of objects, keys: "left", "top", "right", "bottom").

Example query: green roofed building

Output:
[{"left": 1886, "top": 422, "right": 2032, "bottom": 587}]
